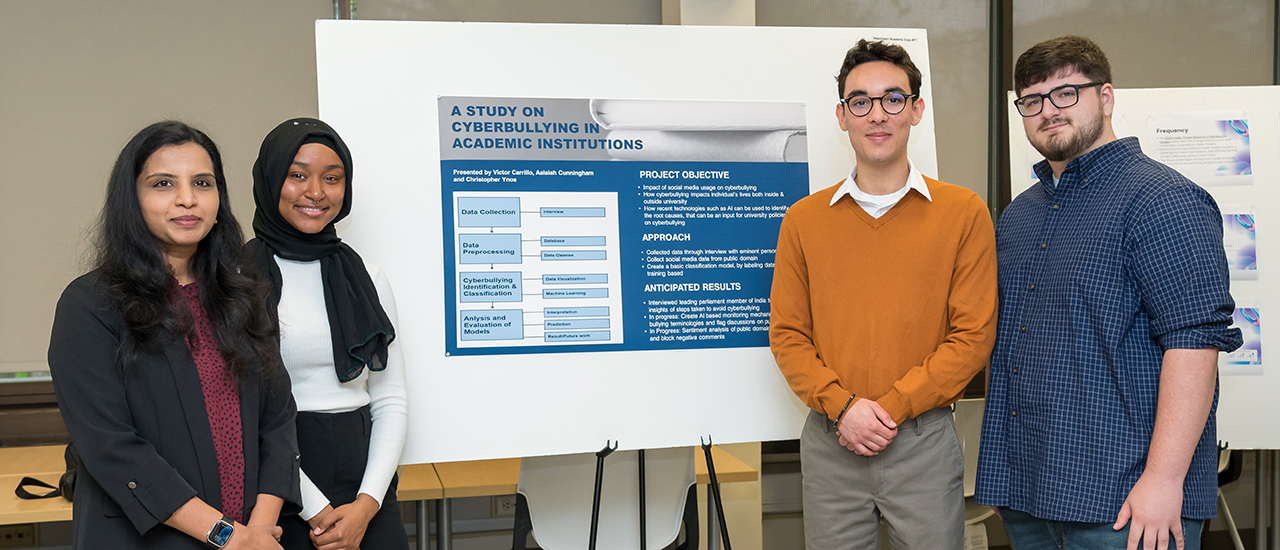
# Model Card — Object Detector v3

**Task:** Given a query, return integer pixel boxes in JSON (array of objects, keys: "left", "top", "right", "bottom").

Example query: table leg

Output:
[
  {"left": 1272, "top": 450, "right": 1279, "bottom": 550},
  {"left": 436, "top": 497, "right": 452, "bottom": 550},
  {"left": 1256, "top": 450, "right": 1267, "bottom": 550},
  {"left": 416, "top": 500, "right": 430, "bottom": 550}
]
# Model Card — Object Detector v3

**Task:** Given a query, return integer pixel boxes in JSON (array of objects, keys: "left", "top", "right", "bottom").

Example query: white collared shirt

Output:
[{"left": 828, "top": 160, "right": 933, "bottom": 218}]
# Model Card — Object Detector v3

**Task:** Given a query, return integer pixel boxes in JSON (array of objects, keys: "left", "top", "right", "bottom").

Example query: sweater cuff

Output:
[
  {"left": 822, "top": 389, "right": 855, "bottom": 423},
  {"left": 877, "top": 389, "right": 910, "bottom": 425}
]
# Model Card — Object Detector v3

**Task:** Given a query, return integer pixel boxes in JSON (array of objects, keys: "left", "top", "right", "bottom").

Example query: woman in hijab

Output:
[
  {"left": 243, "top": 118, "right": 410, "bottom": 550},
  {"left": 48, "top": 121, "right": 300, "bottom": 549}
]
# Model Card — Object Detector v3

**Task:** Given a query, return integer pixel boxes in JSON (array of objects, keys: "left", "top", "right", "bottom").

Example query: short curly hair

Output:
[{"left": 835, "top": 39, "right": 922, "bottom": 99}]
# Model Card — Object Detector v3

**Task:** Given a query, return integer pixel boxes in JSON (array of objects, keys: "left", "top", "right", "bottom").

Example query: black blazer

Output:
[{"left": 48, "top": 272, "right": 301, "bottom": 549}]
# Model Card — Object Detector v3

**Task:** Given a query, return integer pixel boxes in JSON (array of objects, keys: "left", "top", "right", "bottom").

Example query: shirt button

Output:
[
  {"left": 1053, "top": 204, "right": 1060, "bottom": 210},
  {"left": 1011, "top": 410, "right": 1018, "bottom": 417},
  {"left": 1013, "top": 367, "right": 1019, "bottom": 374},
  {"left": 1029, "top": 283, "right": 1036, "bottom": 290},
  {"left": 1041, "top": 243, "right": 1047, "bottom": 249},
  {"left": 127, "top": 481, "right": 137, "bottom": 489},
  {"left": 1020, "top": 326, "right": 1027, "bottom": 332}
]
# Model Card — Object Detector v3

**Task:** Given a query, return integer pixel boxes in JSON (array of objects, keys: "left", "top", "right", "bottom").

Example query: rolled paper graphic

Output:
[
  {"left": 602, "top": 129, "right": 807, "bottom": 162},
  {"left": 589, "top": 98, "right": 806, "bottom": 132}
]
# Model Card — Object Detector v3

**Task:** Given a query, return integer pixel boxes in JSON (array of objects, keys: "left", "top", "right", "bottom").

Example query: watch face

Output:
[{"left": 211, "top": 522, "right": 233, "bottom": 546}]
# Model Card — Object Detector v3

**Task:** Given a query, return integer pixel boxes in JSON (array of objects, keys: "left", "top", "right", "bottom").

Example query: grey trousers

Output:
[{"left": 800, "top": 406, "right": 965, "bottom": 550}]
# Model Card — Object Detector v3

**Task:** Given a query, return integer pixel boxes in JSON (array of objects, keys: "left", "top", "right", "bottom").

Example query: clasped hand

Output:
[
  {"left": 306, "top": 494, "right": 380, "bottom": 550},
  {"left": 835, "top": 398, "right": 898, "bottom": 456}
]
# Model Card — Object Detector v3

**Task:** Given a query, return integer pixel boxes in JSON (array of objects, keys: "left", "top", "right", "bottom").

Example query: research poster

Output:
[
  {"left": 1222, "top": 204, "right": 1259, "bottom": 280},
  {"left": 1222, "top": 298, "right": 1263, "bottom": 376},
  {"left": 1147, "top": 110, "right": 1252, "bottom": 187},
  {"left": 440, "top": 97, "right": 809, "bottom": 356}
]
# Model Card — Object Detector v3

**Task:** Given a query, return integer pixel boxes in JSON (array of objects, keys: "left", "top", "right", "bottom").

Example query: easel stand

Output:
[
  {"left": 639, "top": 448, "right": 647, "bottom": 550},
  {"left": 589, "top": 440, "right": 618, "bottom": 550},
  {"left": 702, "top": 436, "right": 732, "bottom": 550}
]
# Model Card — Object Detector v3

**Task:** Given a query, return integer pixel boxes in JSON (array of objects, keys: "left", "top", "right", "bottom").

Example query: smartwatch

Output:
[{"left": 205, "top": 515, "right": 234, "bottom": 549}]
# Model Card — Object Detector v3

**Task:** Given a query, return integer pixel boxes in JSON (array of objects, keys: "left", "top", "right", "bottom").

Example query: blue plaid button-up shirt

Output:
[{"left": 974, "top": 137, "right": 1242, "bottom": 521}]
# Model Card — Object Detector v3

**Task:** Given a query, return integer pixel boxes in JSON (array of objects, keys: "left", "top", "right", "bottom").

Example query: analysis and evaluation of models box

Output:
[{"left": 440, "top": 96, "right": 810, "bottom": 357}]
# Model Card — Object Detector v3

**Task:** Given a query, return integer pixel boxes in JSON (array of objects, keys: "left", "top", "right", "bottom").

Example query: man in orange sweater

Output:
[{"left": 769, "top": 40, "right": 997, "bottom": 549}]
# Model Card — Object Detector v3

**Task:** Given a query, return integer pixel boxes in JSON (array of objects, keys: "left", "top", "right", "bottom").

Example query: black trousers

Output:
[{"left": 279, "top": 405, "right": 409, "bottom": 550}]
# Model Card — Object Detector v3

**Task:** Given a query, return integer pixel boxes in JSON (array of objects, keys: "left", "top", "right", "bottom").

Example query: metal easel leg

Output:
[
  {"left": 589, "top": 440, "right": 618, "bottom": 550},
  {"left": 639, "top": 448, "right": 647, "bottom": 550},
  {"left": 707, "top": 488, "right": 718, "bottom": 550}
]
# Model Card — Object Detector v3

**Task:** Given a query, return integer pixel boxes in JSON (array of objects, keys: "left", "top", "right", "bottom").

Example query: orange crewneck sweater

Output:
[{"left": 769, "top": 176, "right": 997, "bottom": 424}]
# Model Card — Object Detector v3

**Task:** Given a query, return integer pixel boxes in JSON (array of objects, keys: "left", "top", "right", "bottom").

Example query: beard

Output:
[{"left": 1030, "top": 112, "right": 1104, "bottom": 162}]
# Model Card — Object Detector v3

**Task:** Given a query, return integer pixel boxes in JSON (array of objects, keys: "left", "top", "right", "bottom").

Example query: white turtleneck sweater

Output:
[{"left": 275, "top": 257, "right": 409, "bottom": 520}]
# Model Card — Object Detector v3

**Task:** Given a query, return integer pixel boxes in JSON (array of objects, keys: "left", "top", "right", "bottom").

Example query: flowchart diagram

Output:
[{"left": 451, "top": 191, "right": 623, "bottom": 350}]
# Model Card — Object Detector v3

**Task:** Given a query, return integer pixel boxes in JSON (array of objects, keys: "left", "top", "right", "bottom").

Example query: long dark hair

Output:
[{"left": 93, "top": 121, "right": 280, "bottom": 386}]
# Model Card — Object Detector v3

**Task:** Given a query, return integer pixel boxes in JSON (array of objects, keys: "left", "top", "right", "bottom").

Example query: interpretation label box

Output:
[{"left": 544, "top": 307, "right": 610, "bottom": 318}]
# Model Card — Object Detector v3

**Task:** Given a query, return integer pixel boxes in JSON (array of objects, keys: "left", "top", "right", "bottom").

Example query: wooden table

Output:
[
  {"left": 402, "top": 447, "right": 757, "bottom": 550},
  {"left": 3, "top": 444, "right": 758, "bottom": 550},
  {"left": 0, "top": 445, "right": 72, "bottom": 526}
]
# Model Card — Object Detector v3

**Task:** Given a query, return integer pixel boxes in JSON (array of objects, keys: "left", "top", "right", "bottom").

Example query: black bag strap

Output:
[{"left": 15, "top": 476, "right": 59, "bottom": 500}]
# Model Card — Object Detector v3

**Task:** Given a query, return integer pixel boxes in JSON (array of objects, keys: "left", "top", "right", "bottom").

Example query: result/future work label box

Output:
[
  {"left": 459, "top": 234, "right": 523, "bottom": 264},
  {"left": 458, "top": 197, "right": 521, "bottom": 227}
]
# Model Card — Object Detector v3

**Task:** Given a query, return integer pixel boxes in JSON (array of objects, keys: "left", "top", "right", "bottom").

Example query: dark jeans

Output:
[
  {"left": 279, "top": 405, "right": 409, "bottom": 550},
  {"left": 1000, "top": 507, "right": 1204, "bottom": 550}
]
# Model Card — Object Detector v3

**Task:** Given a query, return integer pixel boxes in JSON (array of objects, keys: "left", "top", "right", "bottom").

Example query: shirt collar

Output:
[
  {"left": 1033, "top": 137, "right": 1142, "bottom": 192},
  {"left": 829, "top": 159, "right": 933, "bottom": 207}
]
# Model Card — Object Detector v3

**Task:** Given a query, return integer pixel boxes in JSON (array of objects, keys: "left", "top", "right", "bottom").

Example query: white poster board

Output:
[
  {"left": 1007, "top": 86, "right": 1280, "bottom": 449},
  {"left": 317, "top": 20, "right": 937, "bottom": 464}
]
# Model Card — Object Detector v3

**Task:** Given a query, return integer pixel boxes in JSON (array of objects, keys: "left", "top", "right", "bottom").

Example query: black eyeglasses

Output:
[
  {"left": 840, "top": 92, "right": 919, "bottom": 117},
  {"left": 1013, "top": 81, "right": 1104, "bottom": 117}
]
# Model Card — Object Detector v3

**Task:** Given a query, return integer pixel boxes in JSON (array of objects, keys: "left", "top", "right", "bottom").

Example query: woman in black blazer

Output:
[{"left": 48, "top": 121, "right": 301, "bottom": 549}]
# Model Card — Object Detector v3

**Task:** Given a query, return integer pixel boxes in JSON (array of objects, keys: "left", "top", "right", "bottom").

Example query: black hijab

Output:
[{"left": 243, "top": 118, "right": 394, "bottom": 383}]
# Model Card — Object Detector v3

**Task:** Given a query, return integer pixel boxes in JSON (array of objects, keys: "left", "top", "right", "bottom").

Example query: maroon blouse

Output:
[{"left": 178, "top": 282, "right": 245, "bottom": 523}]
